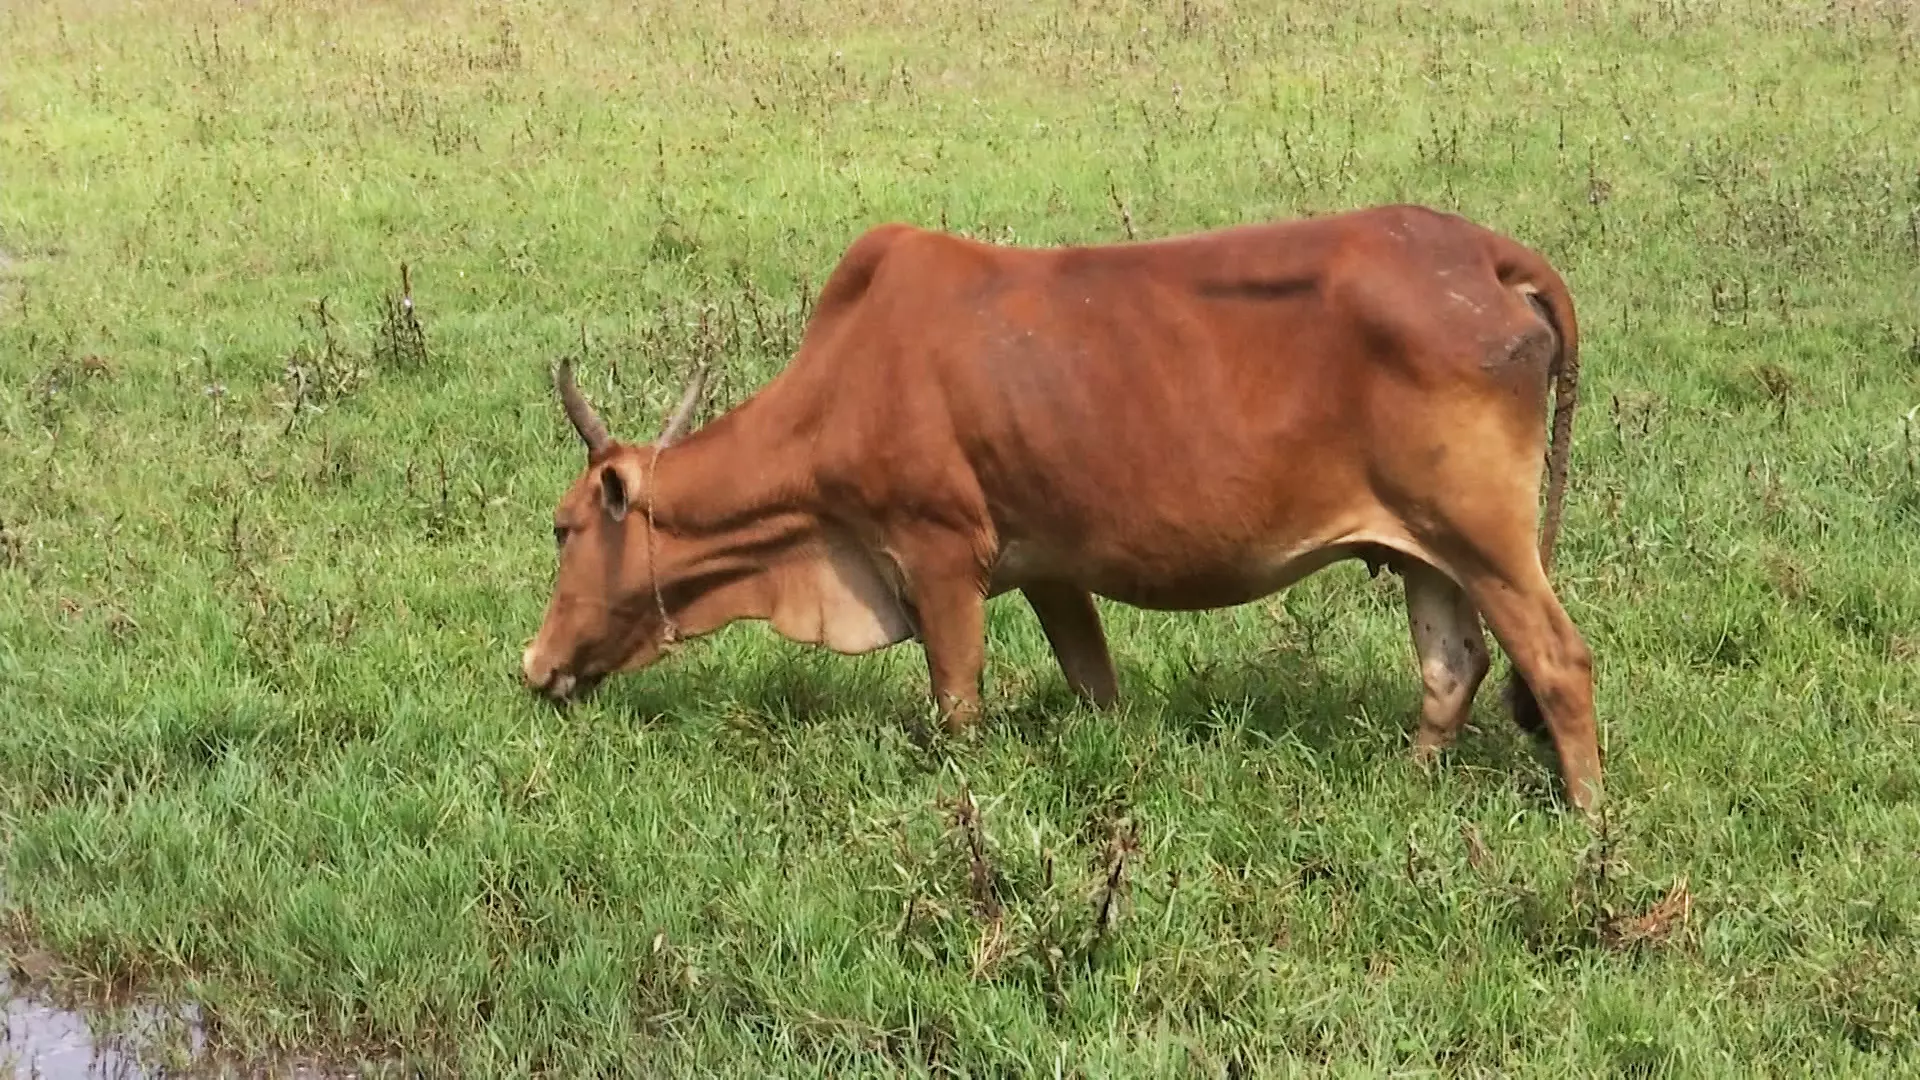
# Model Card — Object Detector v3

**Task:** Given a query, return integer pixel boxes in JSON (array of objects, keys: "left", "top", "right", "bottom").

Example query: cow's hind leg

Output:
[
  {"left": 1021, "top": 582, "right": 1119, "bottom": 708},
  {"left": 1402, "top": 561, "right": 1491, "bottom": 762},
  {"left": 1456, "top": 554, "right": 1601, "bottom": 815}
]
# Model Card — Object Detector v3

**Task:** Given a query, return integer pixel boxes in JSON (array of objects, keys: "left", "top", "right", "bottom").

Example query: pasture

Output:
[{"left": 4, "top": 0, "right": 1920, "bottom": 1074}]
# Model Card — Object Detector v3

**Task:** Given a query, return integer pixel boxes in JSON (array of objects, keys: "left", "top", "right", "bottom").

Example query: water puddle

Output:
[
  {"left": 2, "top": 968, "right": 203, "bottom": 1079},
  {"left": 3, "top": 886, "right": 383, "bottom": 1078}
]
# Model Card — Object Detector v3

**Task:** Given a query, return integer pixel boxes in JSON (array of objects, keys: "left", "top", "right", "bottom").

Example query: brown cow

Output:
[{"left": 521, "top": 204, "right": 1600, "bottom": 812}]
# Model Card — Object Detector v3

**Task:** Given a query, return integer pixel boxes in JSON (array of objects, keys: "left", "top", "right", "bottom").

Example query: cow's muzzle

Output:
[{"left": 521, "top": 647, "right": 598, "bottom": 702}]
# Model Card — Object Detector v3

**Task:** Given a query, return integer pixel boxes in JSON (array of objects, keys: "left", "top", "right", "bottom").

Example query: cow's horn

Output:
[
  {"left": 657, "top": 361, "right": 711, "bottom": 448},
  {"left": 555, "top": 355, "right": 611, "bottom": 454}
]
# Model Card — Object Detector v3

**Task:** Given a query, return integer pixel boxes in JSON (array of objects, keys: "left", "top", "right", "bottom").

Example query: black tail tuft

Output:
[{"left": 1503, "top": 669, "right": 1551, "bottom": 740}]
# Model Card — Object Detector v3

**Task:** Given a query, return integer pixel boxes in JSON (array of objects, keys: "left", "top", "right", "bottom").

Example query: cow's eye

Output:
[{"left": 553, "top": 526, "right": 568, "bottom": 548}]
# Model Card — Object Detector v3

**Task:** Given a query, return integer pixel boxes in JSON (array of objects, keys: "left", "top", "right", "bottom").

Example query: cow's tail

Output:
[
  {"left": 1525, "top": 275, "right": 1580, "bottom": 574},
  {"left": 1493, "top": 242, "right": 1581, "bottom": 738}
]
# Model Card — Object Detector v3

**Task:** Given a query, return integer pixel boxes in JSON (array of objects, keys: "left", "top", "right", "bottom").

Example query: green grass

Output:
[{"left": 4, "top": 0, "right": 1920, "bottom": 1074}]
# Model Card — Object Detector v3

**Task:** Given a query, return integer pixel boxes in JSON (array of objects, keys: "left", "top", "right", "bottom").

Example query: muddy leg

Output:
[{"left": 1403, "top": 561, "right": 1491, "bottom": 762}]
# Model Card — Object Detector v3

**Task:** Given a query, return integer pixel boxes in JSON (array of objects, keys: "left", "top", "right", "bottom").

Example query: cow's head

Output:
[{"left": 520, "top": 357, "right": 710, "bottom": 702}]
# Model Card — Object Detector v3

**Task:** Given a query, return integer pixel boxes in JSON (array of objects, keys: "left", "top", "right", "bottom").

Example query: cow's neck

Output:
[{"left": 643, "top": 391, "right": 914, "bottom": 655}]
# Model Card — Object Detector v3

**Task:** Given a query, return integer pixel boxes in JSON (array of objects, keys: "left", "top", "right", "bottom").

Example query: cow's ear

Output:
[{"left": 599, "top": 462, "right": 630, "bottom": 523}]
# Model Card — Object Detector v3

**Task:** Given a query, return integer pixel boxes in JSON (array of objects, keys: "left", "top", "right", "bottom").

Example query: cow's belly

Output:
[{"left": 988, "top": 531, "right": 1410, "bottom": 612}]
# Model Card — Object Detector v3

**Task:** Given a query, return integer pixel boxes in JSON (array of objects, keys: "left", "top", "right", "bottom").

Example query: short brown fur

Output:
[{"left": 522, "top": 204, "right": 1600, "bottom": 813}]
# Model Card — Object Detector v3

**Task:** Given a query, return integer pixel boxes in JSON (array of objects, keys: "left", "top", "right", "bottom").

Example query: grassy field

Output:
[{"left": 4, "top": 0, "right": 1920, "bottom": 1074}]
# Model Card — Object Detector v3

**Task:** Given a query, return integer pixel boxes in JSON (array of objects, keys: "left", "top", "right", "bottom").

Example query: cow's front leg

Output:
[
  {"left": 921, "top": 586, "right": 986, "bottom": 733},
  {"left": 1021, "top": 582, "right": 1119, "bottom": 709},
  {"left": 896, "top": 532, "right": 991, "bottom": 734}
]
